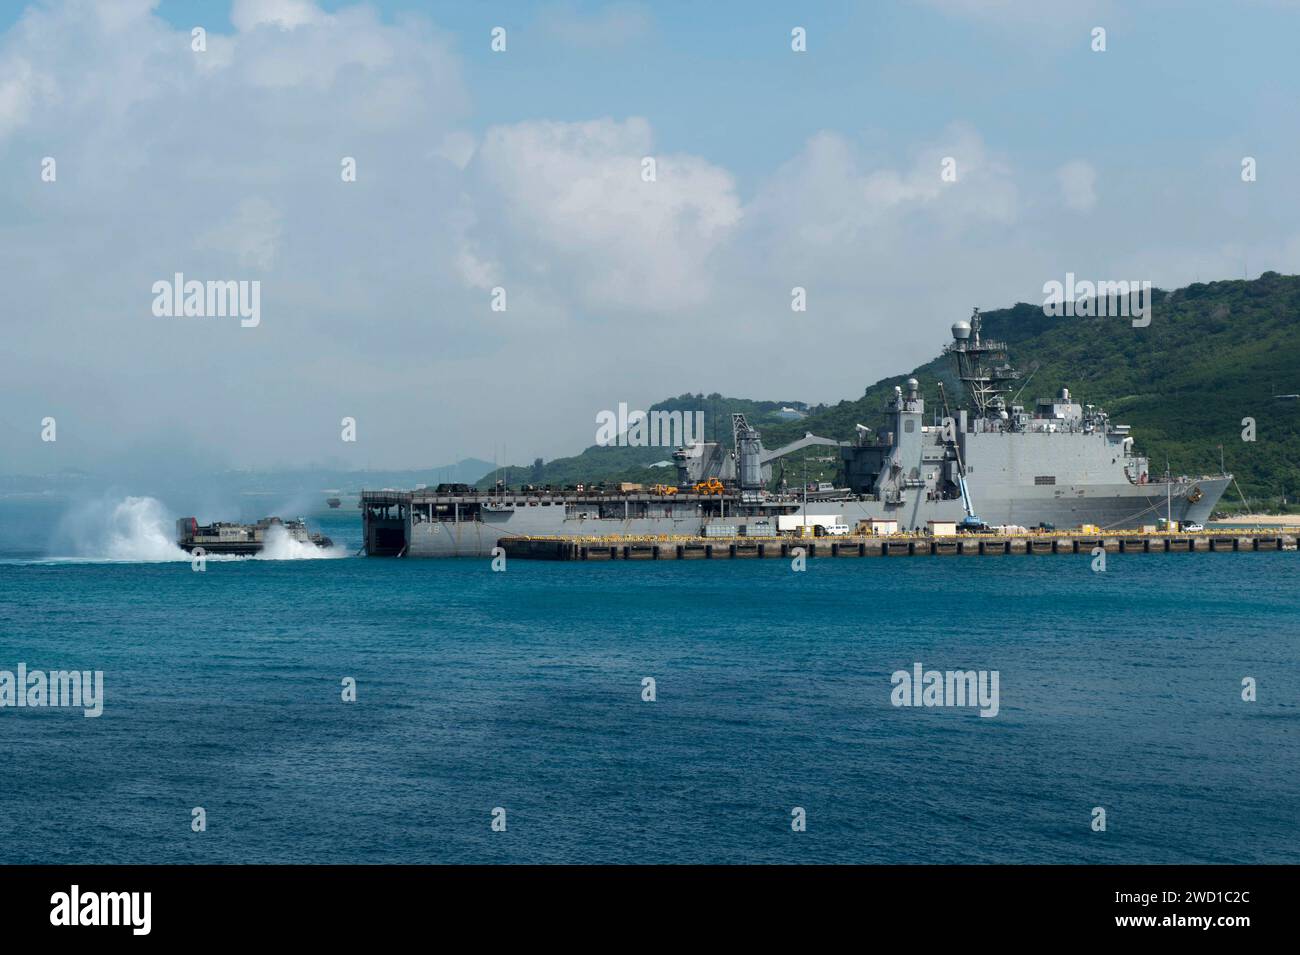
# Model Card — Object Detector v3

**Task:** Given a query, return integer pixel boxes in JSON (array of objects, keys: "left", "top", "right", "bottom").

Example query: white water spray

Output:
[
  {"left": 255, "top": 522, "right": 346, "bottom": 560},
  {"left": 47, "top": 496, "right": 345, "bottom": 562},
  {"left": 53, "top": 495, "right": 188, "bottom": 562}
]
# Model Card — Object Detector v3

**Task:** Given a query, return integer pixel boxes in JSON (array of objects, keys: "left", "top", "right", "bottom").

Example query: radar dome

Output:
[{"left": 951, "top": 320, "right": 971, "bottom": 340}]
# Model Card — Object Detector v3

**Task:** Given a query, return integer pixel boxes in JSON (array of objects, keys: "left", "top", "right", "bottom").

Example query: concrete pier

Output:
[{"left": 498, "top": 531, "right": 1299, "bottom": 562}]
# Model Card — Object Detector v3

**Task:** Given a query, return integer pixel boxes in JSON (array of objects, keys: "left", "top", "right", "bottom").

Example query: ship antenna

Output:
[{"left": 1010, "top": 361, "right": 1040, "bottom": 405}]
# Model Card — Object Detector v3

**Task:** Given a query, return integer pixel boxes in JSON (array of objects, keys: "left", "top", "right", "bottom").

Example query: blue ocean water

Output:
[{"left": 0, "top": 497, "right": 1297, "bottom": 864}]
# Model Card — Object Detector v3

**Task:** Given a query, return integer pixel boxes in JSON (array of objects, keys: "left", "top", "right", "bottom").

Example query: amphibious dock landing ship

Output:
[
  {"left": 176, "top": 516, "right": 333, "bottom": 555},
  {"left": 362, "top": 311, "right": 1230, "bottom": 557}
]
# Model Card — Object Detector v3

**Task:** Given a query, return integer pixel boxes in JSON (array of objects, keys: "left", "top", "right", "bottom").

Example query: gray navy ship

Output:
[{"left": 362, "top": 310, "right": 1230, "bottom": 557}]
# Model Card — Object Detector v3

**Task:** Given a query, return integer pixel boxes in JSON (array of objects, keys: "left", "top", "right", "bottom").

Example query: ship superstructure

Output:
[{"left": 836, "top": 309, "right": 1169, "bottom": 526}]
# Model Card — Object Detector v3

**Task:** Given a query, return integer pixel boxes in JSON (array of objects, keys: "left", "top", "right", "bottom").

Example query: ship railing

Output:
[
  {"left": 1129, "top": 472, "right": 1226, "bottom": 485},
  {"left": 359, "top": 490, "right": 413, "bottom": 506}
]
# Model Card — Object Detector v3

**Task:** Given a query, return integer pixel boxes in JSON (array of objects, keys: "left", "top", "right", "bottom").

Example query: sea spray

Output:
[
  {"left": 255, "top": 522, "right": 346, "bottom": 560},
  {"left": 45, "top": 496, "right": 344, "bottom": 562},
  {"left": 50, "top": 496, "right": 188, "bottom": 562}
]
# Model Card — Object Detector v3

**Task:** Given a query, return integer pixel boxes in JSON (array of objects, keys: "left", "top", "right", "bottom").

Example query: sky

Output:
[{"left": 3, "top": 0, "right": 1300, "bottom": 476}]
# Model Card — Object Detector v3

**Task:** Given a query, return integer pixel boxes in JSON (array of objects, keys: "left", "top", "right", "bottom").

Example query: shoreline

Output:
[{"left": 1211, "top": 513, "right": 1300, "bottom": 526}]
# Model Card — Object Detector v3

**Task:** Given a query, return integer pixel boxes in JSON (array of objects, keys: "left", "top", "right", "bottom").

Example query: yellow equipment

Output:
[{"left": 693, "top": 478, "right": 724, "bottom": 495}]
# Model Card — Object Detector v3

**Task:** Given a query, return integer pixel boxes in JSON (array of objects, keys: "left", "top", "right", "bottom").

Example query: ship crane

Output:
[
  {"left": 936, "top": 381, "right": 988, "bottom": 532},
  {"left": 758, "top": 432, "right": 845, "bottom": 464}
]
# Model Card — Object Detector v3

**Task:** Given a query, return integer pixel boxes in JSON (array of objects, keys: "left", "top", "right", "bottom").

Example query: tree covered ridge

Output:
[{"left": 482, "top": 272, "right": 1300, "bottom": 505}]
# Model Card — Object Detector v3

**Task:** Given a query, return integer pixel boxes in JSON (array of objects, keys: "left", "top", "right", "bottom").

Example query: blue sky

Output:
[
  {"left": 2, "top": 0, "right": 1299, "bottom": 473},
  {"left": 69, "top": 0, "right": 1293, "bottom": 185},
  {"left": 10, "top": 0, "right": 1294, "bottom": 186}
]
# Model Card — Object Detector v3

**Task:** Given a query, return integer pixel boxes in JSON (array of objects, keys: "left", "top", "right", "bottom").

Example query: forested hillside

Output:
[{"left": 482, "top": 272, "right": 1300, "bottom": 508}]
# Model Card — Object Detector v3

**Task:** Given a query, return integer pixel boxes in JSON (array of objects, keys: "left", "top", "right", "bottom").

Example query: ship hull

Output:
[
  {"left": 179, "top": 542, "right": 265, "bottom": 556},
  {"left": 178, "top": 539, "right": 334, "bottom": 555},
  {"left": 389, "top": 477, "right": 1231, "bottom": 558}
]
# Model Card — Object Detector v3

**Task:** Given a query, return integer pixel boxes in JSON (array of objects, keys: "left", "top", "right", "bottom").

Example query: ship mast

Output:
[{"left": 944, "top": 308, "right": 1021, "bottom": 417}]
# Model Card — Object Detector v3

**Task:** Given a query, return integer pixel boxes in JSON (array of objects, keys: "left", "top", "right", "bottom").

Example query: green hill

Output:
[
  {"left": 486, "top": 272, "right": 1300, "bottom": 509},
  {"left": 474, "top": 396, "right": 818, "bottom": 489}
]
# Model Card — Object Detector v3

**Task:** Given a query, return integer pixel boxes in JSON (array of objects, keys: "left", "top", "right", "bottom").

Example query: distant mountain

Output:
[
  {"left": 0, "top": 459, "right": 497, "bottom": 498},
  {"left": 238, "top": 459, "right": 498, "bottom": 493},
  {"left": 488, "top": 272, "right": 1300, "bottom": 505}
]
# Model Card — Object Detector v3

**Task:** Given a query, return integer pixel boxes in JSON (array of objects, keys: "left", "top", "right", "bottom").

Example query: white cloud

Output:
[
  {"left": 0, "top": 56, "right": 42, "bottom": 138},
  {"left": 741, "top": 125, "right": 1019, "bottom": 277},
  {"left": 434, "top": 130, "right": 477, "bottom": 169},
  {"left": 3, "top": 0, "right": 1292, "bottom": 476},
  {"left": 464, "top": 117, "right": 742, "bottom": 311},
  {"left": 1057, "top": 160, "right": 1098, "bottom": 213},
  {"left": 0, "top": 0, "right": 477, "bottom": 470},
  {"left": 197, "top": 197, "right": 283, "bottom": 270},
  {"left": 230, "top": 0, "right": 325, "bottom": 32}
]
